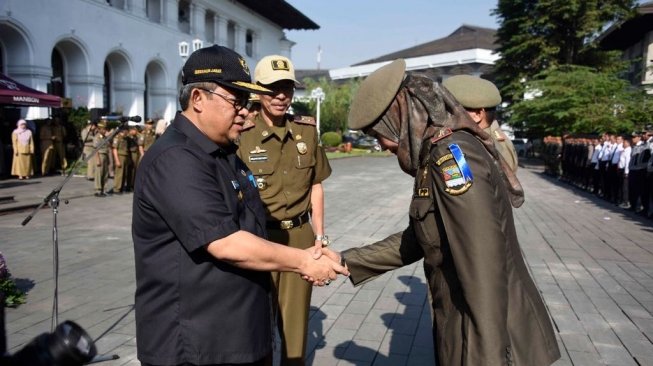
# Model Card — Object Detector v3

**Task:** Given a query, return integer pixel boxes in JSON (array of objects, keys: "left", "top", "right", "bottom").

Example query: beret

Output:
[
  {"left": 348, "top": 59, "right": 406, "bottom": 130},
  {"left": 442, "top": 75, "right": 501, "bottom": 109}
]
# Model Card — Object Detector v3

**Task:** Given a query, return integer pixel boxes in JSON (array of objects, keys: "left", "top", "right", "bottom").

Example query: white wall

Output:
[{"left": 0, "top": 0, "right": 293, "bottom": 120}]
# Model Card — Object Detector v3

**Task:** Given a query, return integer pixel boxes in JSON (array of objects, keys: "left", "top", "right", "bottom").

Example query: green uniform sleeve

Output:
[
  {"left": 343, "top": 229, "right": 424, "bottom": 286},
  {"left": 313, "top": 145, "right": 331, "bottom": 184},
  {"left": 430, "top": 133, "right": 510, "bottom": 364}
]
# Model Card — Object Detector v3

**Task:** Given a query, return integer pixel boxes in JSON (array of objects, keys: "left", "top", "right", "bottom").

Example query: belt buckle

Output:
[{"left": 280, "top": 220, "right": 294, "bottom": 230}]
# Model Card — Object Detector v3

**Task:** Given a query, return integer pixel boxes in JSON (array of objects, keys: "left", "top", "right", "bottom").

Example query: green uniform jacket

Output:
[
  {"left": 343, "top": 130, "right": 560, "bottom": 366},
  {"left": 236, "top": 114, "right": 331, "bottom": 220}
]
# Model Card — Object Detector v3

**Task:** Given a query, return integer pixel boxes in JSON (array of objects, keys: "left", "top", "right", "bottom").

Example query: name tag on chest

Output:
[{"left": 249, "top": 155, "right": 268, "bottom": 162}]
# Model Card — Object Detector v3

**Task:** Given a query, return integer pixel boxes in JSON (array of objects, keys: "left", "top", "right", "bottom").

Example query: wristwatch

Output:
[{"left": 315, "top": 234, "right": 330, "bottom": 247}]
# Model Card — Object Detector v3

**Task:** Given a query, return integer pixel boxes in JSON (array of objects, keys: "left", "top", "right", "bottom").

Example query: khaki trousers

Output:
[
  {"left": 267, "top": 222, "right": 314, "bottom": 366},
  {"left": 113, "top": 154, "right": 130, "bottom": 191}
]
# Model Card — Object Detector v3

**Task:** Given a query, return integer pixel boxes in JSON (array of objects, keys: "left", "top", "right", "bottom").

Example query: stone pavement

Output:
[{"left": 1, "top": 156, "right": 653, "bottom": 365}]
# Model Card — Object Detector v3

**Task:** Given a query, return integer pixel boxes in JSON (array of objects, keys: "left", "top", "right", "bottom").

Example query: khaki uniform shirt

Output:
[
  {"left": 94, "top": 133, "right": 108, "bottom": 154},
  {"left": 343, "top": 130, "right": 560, "bottom": 366},
  {"left": 237, "top": 114, "right": 331, "bottom": 220},
  {"left": 140, "top": 129, "right": 156, "bottom": 152},
  {"left": 485, "top": 121, "right": 518, "bottom": 173},
  {"left": 81, "top": 125, "right": 96, "bottom": 147},
  {"left": 113, "top": 134, "right": 129, "bottom": 156}
]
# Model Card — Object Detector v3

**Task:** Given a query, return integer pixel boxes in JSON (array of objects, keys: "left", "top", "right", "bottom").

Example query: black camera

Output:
[{"left": 1, "top": 296, "right": 97, "bottom": 366}]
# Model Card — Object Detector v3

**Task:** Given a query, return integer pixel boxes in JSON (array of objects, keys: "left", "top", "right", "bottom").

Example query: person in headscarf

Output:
[
  {"left": 11, "top": 119, "right": 34, "bottom": 180},
  {"left": 322, "top": 59, "right": 560, "bottom": 365}
]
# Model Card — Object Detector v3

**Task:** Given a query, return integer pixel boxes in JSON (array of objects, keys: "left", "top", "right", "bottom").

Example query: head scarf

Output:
[
  {"left": 13, "top": 119, "right": 32, "bottom": 146},
  {"left": 370, "top": 73, "right": 525, "bottom": 207}
]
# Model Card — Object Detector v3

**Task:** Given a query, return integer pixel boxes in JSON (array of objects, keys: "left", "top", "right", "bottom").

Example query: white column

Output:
[
  {"left": 163, "top": 0, "right": 177, "bottom": 28},
  {"left": 216, "top": 15, "right": 228, "bottom": 46},
  {"left": 130, "top": 0, "right": 147, "bottom": 18},
  {"left": 191, "top": 3, "right": 206, "bottom": 37},
  {"left": 234, "top": 23, "right": 245, "bottom": 54}
]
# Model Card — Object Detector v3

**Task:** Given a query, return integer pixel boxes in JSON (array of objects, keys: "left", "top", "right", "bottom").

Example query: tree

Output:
[
  {"left": 509, "top": 65, "right": 651, "bottom": 136},
  {"left": 492, "top": 0, "right": 636, "bottom": 101},
  {"left": 295, "top": 78, "right": 360, "bottom": 133}
]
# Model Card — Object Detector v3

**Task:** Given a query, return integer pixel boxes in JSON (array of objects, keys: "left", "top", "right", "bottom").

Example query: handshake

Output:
[{"left": 299, "top": 246, "right": 348, "bottom": 287}]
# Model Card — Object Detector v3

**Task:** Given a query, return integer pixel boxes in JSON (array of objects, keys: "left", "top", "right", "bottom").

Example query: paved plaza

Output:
[{"left": 1, "top": 156, "right": 653, "bottom": 365}]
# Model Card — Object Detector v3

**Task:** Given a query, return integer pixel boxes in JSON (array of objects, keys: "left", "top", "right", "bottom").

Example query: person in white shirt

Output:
[
  {"left": 608, "top": 135, "right": 624, "bottom": 203},
  {"left": 618, "top": 138, "right": 631, "bottom": 208},
  {"left": 591, "top": 138, "right": 603, "bottom": 194}
]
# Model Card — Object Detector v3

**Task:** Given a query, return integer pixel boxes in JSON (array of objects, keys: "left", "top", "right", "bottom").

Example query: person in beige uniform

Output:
[
  {"left": 443, "top": 75, "right": 518, "bottom": 173},
  {"left": 40, "top": 117, "right": 67, "bottom": 175},
  {"left": 80, "top": 121, "right": 97, "bottom": 180},
  {"left": 237, "top": 55, "right": 332, "bottom": 366},
  {"left": 322, "top": 60, "right": 559, "bottom": 366},
  {"left": 110, "top": 128, "right": 130, "bottom": 194},
  {"left": 11, "top": 119, "right": 34, "bottom": 179},
  {"left": 93, "top": 122, "right": 110, "bottom": 197}
]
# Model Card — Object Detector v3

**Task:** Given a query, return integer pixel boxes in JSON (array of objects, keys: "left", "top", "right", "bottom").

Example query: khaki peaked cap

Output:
[
  {"left": 348, "top": 59, "right": 406, "bottom": 130},
  {"left": 442, "top": 75, "right": 501, "bottom": 109}
]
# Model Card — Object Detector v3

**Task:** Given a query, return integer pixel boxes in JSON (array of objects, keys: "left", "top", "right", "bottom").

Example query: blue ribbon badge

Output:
[{"left": 442, "top": 143, "right": 473, "bottom": 195}]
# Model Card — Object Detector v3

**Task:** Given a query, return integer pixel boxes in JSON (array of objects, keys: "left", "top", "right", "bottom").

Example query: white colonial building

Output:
[{"left": 0, "top": 0, "right": 317, "bottom": 120}]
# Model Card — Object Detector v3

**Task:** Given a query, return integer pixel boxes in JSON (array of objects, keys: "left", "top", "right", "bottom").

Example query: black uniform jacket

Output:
[{"left": 343, "top": 130, "right": 560, "bottom": 366}]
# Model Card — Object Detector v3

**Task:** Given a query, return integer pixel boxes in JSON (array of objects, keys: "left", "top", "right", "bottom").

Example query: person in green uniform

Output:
[
  {"left": 93, "top": 122, "right": 110, "bottom": 197},
  {"left": 125, "top": 125, "right": 140, "bottom": 192},
  {"left": 321, "top": 59, "right": 560, "bottom": 366},
  {"left": 442, "top": 75, "right": 518, "bottom": 173},
  {"left": 138, "top": 118, "right": 157, "bottom": 157},
  {"left": 236, "top": 55, "right": 332, "bottom": 366},
  {"left": 110, "top": 128, "right": 130, "bottom": 194}
]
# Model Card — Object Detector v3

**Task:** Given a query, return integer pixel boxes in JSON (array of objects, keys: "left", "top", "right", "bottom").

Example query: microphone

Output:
[{"left": 101, "top": 115, "right": 142, "bottom": 123}]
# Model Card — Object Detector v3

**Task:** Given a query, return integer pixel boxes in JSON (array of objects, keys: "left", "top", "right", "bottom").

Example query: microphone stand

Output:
[{"left": 20, "top": 121, "right": 130, "bottom": 364}]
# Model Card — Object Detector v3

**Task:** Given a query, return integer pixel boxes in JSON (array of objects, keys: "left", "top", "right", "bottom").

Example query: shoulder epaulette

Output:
[
  {"left": 431, "top": 128, "right": 452, "bottom": 143},
  {"left": 293, "top": 115, "right": 316, "bottom": 126},
  {"left": 241, "top": 120, "right": 256, "bottom": 131}
]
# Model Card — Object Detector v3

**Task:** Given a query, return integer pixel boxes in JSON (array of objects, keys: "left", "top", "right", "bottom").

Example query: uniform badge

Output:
[
  {"left": 247, "top": 172, "right": 257, "bottom": 188},
  {"left": 249, "top": 146, "right": 267, "bottom": 154},
  {"left": 296, "top": 134, "right": 302, "bottom": 140},
  {"left": 256, "top": 177, "right": 267, "bottom": 190},
  {"left": 437, "top": 143, "right": 473, "bottom": 195},
  {"left": 418, "top": 188, "right": 430, "bottom": 197},
  {"left": 262, "top": 131, "right": 269, "bottom": 137},
  {"left": 296, "top": 142, "right": 308, "bottom": 155}
]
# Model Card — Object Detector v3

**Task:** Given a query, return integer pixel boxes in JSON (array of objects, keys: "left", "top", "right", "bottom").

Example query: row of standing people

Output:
[
  {"left": 81, "top": 119, "right": 160, "bottom": 197},
  {"left": 542, "top": 131, "right": 653, "bottom": 218}
]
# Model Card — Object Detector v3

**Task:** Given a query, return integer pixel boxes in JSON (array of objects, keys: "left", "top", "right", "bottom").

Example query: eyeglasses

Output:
[{"left": 199, "top": 88, "right": 251, "bottom": 111}]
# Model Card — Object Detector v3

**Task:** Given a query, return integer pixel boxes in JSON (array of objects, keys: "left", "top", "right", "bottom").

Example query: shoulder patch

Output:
[
  {"left": 293, "top": 115, "right": 316, "bottom": 126},
  {"left": 435, "top": 143, "right": 473, "bottom": 195}
]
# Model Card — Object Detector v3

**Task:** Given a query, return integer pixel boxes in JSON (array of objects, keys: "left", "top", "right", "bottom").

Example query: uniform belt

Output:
[{"left": 267, "top": 212, "right": 310, "bottom": 230}]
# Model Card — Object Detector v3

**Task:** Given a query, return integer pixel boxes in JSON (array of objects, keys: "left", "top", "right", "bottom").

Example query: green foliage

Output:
[
  {"left": 67, "top": 106, "right": 91, "bottom": 134},
  {"left": 321, "top": 131, "right": 342, "bottom": 147},
  {"left": 509, "top": 65, "right": 649, "bottom": 136},
  {"left": 301, "top": 77, "right": 360, "bottom": 133},
  {"left": 492, "top": 0, "right": 636, "bottom": 101},
  {"left": 1, "top": 278, "right": 26, "bottom": 307},
  {"left": 0, "top": 252, "right": 26, "bottom": 308}
]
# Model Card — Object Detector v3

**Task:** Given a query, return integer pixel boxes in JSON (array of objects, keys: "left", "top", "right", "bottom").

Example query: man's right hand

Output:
[{"left": 299, "top": 248, "right": 349, "bottom": 286}]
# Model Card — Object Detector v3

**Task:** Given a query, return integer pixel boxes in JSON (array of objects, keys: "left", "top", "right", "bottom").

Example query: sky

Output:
[{"left": 285, "top": 0, "right": 500, "bottom": 70}]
